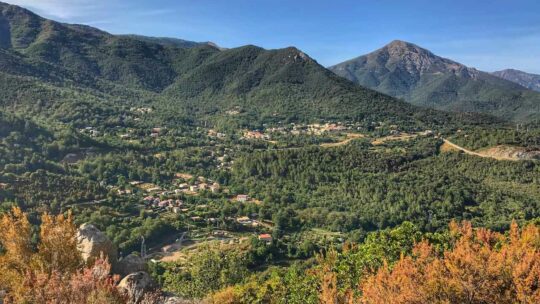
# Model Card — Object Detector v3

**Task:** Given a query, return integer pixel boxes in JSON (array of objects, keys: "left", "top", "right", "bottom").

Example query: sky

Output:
[{"left": 6, "top": 0, "right": 540, "bottom": 73}]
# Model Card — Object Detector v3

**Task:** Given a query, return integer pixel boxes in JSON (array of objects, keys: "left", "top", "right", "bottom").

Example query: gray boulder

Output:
[
  {"left": 117, "top": 253, "right": 148, "bottom": 277},
  {"left": 118, "top": 271, "right": 155, "bottom": 302},
  {"left": 76, "top": 223, "right": 117, "bottom": 266}
]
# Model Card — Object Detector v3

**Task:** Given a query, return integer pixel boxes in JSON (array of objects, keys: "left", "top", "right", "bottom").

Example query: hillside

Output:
[
  {"left": 0, "top": 2, "right": 499, "bottom": 130},
  {"left": 329, "top": 40, "right": 540, "bottom": 122},
  {"left": 120, "top": 34, "right": 220, "bottom": 49},
  {"left": 492, "top": 69, "right": 540, "bottom": 92}
]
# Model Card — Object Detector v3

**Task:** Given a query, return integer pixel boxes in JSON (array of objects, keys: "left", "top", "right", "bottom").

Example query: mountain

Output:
[
  {"left": 329, "top": 40, "right": 540, "bottom": 122},
  {"left": 492, "top": 69, "right": 540, "bottom": 92},
  {"left": 0, "top": 2, "right": 497, "bottom": 130},
  {"left": 120, "top": 34, "right": 222, "bottom": 49}
]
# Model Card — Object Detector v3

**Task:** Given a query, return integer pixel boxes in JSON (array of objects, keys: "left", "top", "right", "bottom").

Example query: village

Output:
[
  {"left": 111, "top": 171, "right": 274, "bottom": 260},
  {"left": 71, "top": 117, "right": 439, "bottom": 263}
]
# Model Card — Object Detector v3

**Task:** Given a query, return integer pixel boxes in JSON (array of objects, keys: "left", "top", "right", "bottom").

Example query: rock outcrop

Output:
[
  {"left": 117, "top": 271, "right": 155, "bottom": 302},
  {"left": 116, "top": 253, "right": 148, "bottom": 277},
  {"left": 76, "top": 223, "right": 117, "bottom": 266}
]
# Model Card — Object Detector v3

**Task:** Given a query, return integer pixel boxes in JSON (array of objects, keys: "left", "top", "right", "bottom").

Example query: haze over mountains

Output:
[
  {"left": 330, "top": 40, "right": 540, "bottom": 122},
  {"left": 492, "top": 69, "right": 540, "bottom": 92},
  {"left": 0, "top": 1, "right": 491, "bottom": 131}
]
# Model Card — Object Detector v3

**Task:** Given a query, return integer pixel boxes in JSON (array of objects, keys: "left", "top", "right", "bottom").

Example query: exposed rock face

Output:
[
  {"left": 117, "top": 271, "right": 155, "bottom": 302},
  {"left": 76, "top": 223, "right": 117, "bottom": 266},
  {"left": 116, "top": 253, "right": 148, "bottom": 277}
]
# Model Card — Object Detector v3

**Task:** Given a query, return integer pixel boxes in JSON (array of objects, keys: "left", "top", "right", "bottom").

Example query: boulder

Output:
[
  {"left": 116, "top": 253, "right": 147, "bottom": 277},
  {"left": 76, "top": 223, "right": 117, "bottom": 266},
  {"left": 117, "top": 271, "right": 155, "bottom": 302}
]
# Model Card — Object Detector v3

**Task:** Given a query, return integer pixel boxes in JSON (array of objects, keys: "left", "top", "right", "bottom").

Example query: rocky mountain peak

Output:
[{"left": 369, "top": 40, "right": 478, "bottom": 79}]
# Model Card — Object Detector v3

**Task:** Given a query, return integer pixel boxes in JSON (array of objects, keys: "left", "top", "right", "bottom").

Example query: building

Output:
[
  {"left": 258, "top": 234, "right": 273, "bottom": 244},
  {"left": 236, "top": 216, "right": 251, "bottom": 225},
  {"left": 236, "top": 195, "right": 249, "bottom": 202}
]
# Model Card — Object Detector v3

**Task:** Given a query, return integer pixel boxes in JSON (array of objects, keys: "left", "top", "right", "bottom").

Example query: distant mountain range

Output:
[
  {"left": 0, "top": 2, "right": 493, "bottom": 130},
  {"left": 330, "top": 40, "right": 540, "bottom": 122},
  {"left": 492, "top": 69, "right": 540, "bottom": 92}
]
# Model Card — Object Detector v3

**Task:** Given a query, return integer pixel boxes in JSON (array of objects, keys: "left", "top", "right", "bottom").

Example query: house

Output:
[
  {"left": 258, "top": 234, "right": 273, "bottom": 244},
  {"left": 236, "top": 216, "right": 251, "bottom": 225},
  {"left": 172, "top": 207, "right": 180, "bottom": 214},
  {"left": 117, "top": 189, "right": 132, "bottom": 195},
  {"left": 244, "top": 130, "right": 270, "bottom": 140},
  {"left": 129, "top": 181, "right": 143, "bottom": 186},
  {"left": 191, "top": 216, "right": 202, "bottom": 221},
  {"left": 236, "top": 195, "right": 249, "bottom": 202},
  {"left": 146, "top": 186, "right": 162, "bottom": 193},
  {"left": 175, "top": 173, "right": 193, "bottom": 180},
  {"left": 189, "top": 185, "right": 199, "bottom": 192}
]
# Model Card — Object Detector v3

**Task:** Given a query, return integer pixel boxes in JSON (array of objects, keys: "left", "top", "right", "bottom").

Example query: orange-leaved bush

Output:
[
  {"left": 0, "top": 207, "right": 124, "bottom": 304},
  {"left": 360, "top": 221, "right": 540, "bottom": 304}
]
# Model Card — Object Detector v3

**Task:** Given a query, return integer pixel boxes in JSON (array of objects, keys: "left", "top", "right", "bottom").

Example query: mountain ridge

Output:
[
  {"left": 329, "top": 40, "right": 540, "bottom": 122},
  {"left": 492, "top": 69, "right": 540, "bottom": 92},
  {"left": 0, "top": 2, "right": 500, "bottom": 129}
]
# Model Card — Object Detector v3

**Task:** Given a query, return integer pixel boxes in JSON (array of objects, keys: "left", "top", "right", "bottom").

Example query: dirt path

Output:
[
  {"left": 441, "top": 139, "right": 521, "bottom": 161},
  {"left": 371, "top": 133, "right": 419, "bottom": 145},
  {"left": 320, "top": 133, "right": 365, "bottom": 148}
]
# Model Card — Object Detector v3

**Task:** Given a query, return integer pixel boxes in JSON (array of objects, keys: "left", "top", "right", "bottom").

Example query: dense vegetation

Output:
[
  {"left": 0, "top": 2, "right": 539, "bottom": 303},
  {"left": 207, "top": 220, "right": 540, "bottom": 303},
  {"left": 0, "top": 3, "right": 502, "bottom": 131},
  {"left": 232, "top": 138, "right": 540, "bottom": 233}
]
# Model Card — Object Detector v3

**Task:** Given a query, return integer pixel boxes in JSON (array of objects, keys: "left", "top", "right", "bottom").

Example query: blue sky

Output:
[{"left": 7, "top": 0, "right": 540, "bottom": 73}]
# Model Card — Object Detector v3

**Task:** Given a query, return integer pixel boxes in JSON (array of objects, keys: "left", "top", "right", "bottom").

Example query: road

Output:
[{"left": 442, "top": 139, "right": 489, "bottom": 158}]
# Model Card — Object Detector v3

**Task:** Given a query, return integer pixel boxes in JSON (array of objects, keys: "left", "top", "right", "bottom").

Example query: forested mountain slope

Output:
[
  {"left": 0, "top": 2, "right": 498, "bottom": 129},
  {"left": 329, "top": 40, "right": 540, "bottom": 122}
]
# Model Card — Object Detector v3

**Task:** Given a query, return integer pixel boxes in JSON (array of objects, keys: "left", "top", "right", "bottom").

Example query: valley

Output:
[{"left": 0, "top": 1, "right": 539, "bottom": 303}]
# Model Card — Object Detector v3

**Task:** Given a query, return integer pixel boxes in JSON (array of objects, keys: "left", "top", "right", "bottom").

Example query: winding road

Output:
[{"left": 442, "top": 139, "right": 489, "bottom": 158}]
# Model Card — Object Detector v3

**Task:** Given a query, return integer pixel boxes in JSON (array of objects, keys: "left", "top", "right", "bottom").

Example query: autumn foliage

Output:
[
  {"left": 0, "top": 207, "right": 124, "bottom": 303},
  {"left": 359, "top": 221, "right": 540, "bottom": 304}
]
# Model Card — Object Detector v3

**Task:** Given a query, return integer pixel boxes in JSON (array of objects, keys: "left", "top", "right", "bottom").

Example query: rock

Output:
[
  {"left": 117, "top": 271, "right": 155, "bottom": 302},
  {"left": 116, "top": 253, "right": 147, "bottom": 277},
  {"left": 76, "top": 223, "right": 117, "bottom": 266},
  {"left": 162, "top": 297, "right": 193, "bottom": 304}
]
